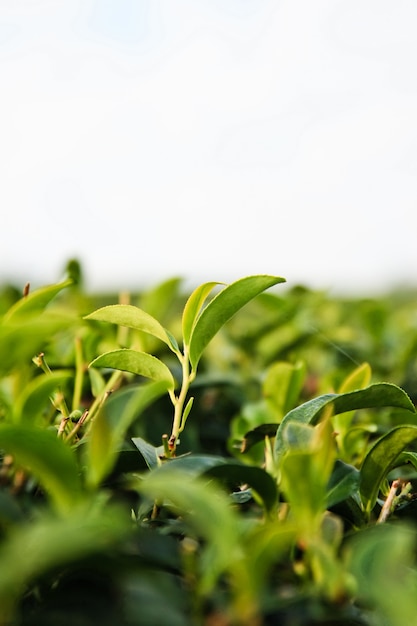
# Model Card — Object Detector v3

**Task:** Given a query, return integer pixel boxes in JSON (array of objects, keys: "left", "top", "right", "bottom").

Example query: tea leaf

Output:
[
  {"left": 15, "top": 370, "right": 73, "bottom": 425},
  {"left": 87, "top": 381, "right": 173, "bottom": 486},
  {"left": 85, "top": 304, "right": 179, "bottom": 353},
  {"left": 139, "top": 470, "right": 241, "bottom": 595},
  {"left": 326, "top": 460, "right": 360, "bottom": 508},
  {"left": 275, "top": 383, "right": 415, "bottom": 463},
  {"left": 189, "top": 275, "right": 285, "bottom": 370},
  {"left": 182, "top": 282, "right": 221, "bottom": 346},
  {"left": 0, "top": 503, "right": 129, "bottom": 622},
  {"left": 0, "top": 425, "right": 82, "bottom": 514},
  {"left": 89, "top": 349, "right": 175, "bottom": 390},
  {"left": 359, "top": 425, "right": 417, "bottom": 514},
  {"left": 3, "top": 278, "right": 73, "bottom": 322}
]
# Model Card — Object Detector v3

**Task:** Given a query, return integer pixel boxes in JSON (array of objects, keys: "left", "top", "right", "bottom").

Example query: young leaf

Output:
[
  {"left": 0, "top": 425, "right": 82, "bottom": 514},
  {"left": 89, "top": 349, "right": 175, "bottom": 390},
  {"left": 188, "top": 275, "right": 285, "bottom": 370},
  {"left": 14, "top": 370, "right": 73, "bottom": 425},
  {"left": 85, "top": 304, "right": 179, "bottom": 353},
  {"left": 182, "top": 282, "right": 221, "bottom": 346},
  {"left": 338, "top": 362, "right": 371, "bottom": 394},
  {"left": 2, "top": 278, "right": 73, "bottom": 322},
  {"left": 359, "top": 425, "right": 417, "bottom": 514},
  {"left": 275, "top": 383, "right": 415, "bottom": 464},
  {"left": 85, "top": 381, "right": 169, "bottom": 487},
  {"left": 0, "top": 503, "right": 129, "bottom": 623},
  {"left": 138, "top": 470, "right": 242, "bottom": 595}
]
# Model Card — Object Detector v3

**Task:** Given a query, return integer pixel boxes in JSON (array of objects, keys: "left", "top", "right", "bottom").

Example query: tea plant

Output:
[{"left": 0, "top": 269, "right": 417, "bottom": 625}]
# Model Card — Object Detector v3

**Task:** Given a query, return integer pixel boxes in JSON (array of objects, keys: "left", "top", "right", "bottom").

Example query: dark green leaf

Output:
[
  {"left": 326, "top": 460, "right": 360, "bottom": 508},
  {"left": 360, "top": 425, "right": 417, "bottom": 513},
  {"left": 0, "top": 425, "right": 82, "bottom": 513},
  {"left": 275, "top": 383, "right": 415, "bottom": 463}
]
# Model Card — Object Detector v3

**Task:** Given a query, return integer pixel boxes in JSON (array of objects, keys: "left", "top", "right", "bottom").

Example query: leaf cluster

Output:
[{"left": 0, "top": 268, "right": 417, "bottom": 625}]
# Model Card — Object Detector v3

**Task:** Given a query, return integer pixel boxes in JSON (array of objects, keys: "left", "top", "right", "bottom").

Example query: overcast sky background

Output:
[{"left": 1, "top": 0, "right": 416, "bottom": 294}]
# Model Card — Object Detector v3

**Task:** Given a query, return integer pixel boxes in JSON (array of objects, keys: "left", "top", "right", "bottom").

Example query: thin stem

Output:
[
  {"left": 168, "top": 348, "right": 195, "bottom": 453},
  {"left": 33, "top": 353, "right": 70, "bottom": 418},
  {"left": 72, "top": 336, "right": 84, "bottom": 412},
  {"left": 82, "top": 370, "right": 124, "bottom": 431}
]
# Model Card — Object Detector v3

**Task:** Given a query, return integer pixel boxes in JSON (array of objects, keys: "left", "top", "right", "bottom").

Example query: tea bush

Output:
[{"left": 1, "top": 265, "right": 417, "bottom": 625}]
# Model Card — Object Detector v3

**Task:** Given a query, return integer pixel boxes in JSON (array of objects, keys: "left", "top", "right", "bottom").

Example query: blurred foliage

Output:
[{"left": 1, "top": 263, "right": 417, "bottom": 625}]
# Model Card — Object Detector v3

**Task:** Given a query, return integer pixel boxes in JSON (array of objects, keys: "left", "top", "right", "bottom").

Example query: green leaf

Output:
[
  {"left": 0, "top": 502, "right": 129, "bottom": 623},
  {"left": 204, "top": 463, "right": 278, "bottom": 514},
  {"left": 326, "top": 460, "right": 360, "bottom": 508},
  {"left": 347, "top": 524, "right": 417, "bottom": 626},
  {"left": 275, "top": 383, "right": 415, "bottom": 464},
  {"left": 89, "top": 349, "right": 175, "bottom": 390},
  {"left": 131, "top": 437, "right": 161, "bottom": 470},
  {"left": 14, "top": 370, "right": 73, "bottom": 425},
  {"left": 2, "top": 278, "right": 73, "bottom": 322},
  {"left": 182, "top": 282, "right": 221, "bottom": 346},
  {"left": 359, "top": 425, "right": 417, "bottom": 514},
  {"left": 263, "top": 360, "right": 306, "bottom": 420},
  {"left": 138, "top": 470, "right": 241, "bottom": 595},
  {"left": 338, "top": 362, "right": 372, "bottom": 394},
  {"left": 0, "top": 425, "right": 82, "bottom": 514},
  {"left": 86, "top": 381, "right": 169, "bottom": 487},
  {"left": 85, "top": 304, "right": 179, "bottom": 353},
  {"left": 189, "top": 275, "right": 285, "bottom": 370},
  {"left": 0, "top": 313, "right": 77, "bottom": 375},
  {"left": 241, "top": 423, "right": 278, "bottom": 453}
]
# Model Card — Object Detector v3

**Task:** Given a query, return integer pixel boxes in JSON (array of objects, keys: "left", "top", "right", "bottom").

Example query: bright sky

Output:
[{"left": 1, "top": 1, "right": 417, "bottom": 293}]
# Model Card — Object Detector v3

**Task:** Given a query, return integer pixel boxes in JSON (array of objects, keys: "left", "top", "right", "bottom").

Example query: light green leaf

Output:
[
  {"left": 359, "top": 425, "right": 417, "bottom": 514},
  {"left": 263, "top": 360, "right": 306, "bottom": 421},
  {"left": 85, "top": 304, "right": 179, "bottom": 353},
  {"left": 338, "top": 362, "right": 372, "bottom": 394},
  {"left": 275, "top": 383, "right": 415, "bottom": 464},
  {"left": 189, "top": 275, "right": 285, "bottom": 370},
  {"left": 0, "top": 425, "right": 82, "bottom": 514},
  {"left": 0, "top": 313, "right": 77, "bottom": 375},
  {"left": 86, "top": 381, "right": 169, "bottom": 487},
  {"left": 89, "top": 349, "right": 175, "bottom": 390},
  {"left": 15, "top": 370, "right": 73, "bottom": 425},
  {"left": 182, "top": 282, "right": 221, "bottom": 346},
  {"left": 3, "top": 278, "right": 73, "bottom": 322},
  {"left": 138, "top": 470, "right": 241, "bottom": 595},
  {"left": 347, "top": 524, "right": 417, "bottom": 626}
]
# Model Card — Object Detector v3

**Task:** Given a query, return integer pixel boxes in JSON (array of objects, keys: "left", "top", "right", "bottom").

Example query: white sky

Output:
[{"left": 1, "top": 0, "right": 417, "bottom": 294}]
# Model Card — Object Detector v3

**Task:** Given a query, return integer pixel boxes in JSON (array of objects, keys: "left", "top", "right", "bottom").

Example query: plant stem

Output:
[{"left": 169, "top": 348, "right": 195, "bottom": 453}]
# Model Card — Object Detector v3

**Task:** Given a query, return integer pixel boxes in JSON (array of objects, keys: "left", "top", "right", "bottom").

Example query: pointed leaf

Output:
[
  {"left": 138, "top": 470, "right": 240, "bottom": 594},
  {"left": 89, "top": 349, "right": 175, "bottom": 390},
  {"left": 204, "top": 463, "right": 278, "bottom": 514},
  {"left": 0, "top": 503, "right": 129, "bottom": 622},
  {"left": 189, "top": 275, "right": 285, "bottom": 370},
  {"left": 182, "top": 282, "right": 221, "bottom": 346},
  {"left": 360, "top": 425, "right": 417, "bottom": 514},
  {"left": 85, "top": 304, "right": 179, "bottom": 353},
  {"left": 326, "top": 460, "right": 360, "bottom": 508},
  {"left": 0, "top": 425, "right": 82, "bottom": 514},
  {"left": 131, "top": 437, "right": 161, "bottom": 470},
  {"left": 338, "top": 362, "right": 372, "bottom": 394},
  {"left": 15, "top": 370, "right": 73, "bottom": 425},
  {"left": 275, "top": 383, "right": 415, "bottom": 463},
  {"left": 86, "top": 381, "right": 173, "bottom": 486},
  {"left": 3, "top": 278, "right": 73, "bottom": 322}
]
